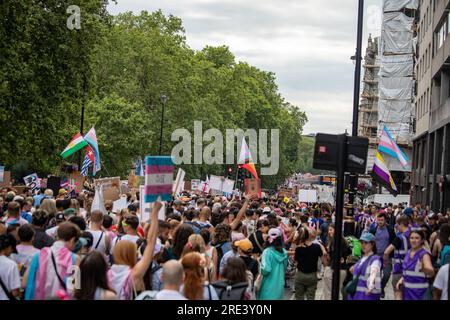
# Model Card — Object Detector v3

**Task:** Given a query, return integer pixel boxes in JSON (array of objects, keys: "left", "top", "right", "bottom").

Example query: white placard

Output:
[
  {"left": 112, "top": 197, "right": 127, "bottom": 212},
  {"left": 23, "top": 173, "right": 41, "bottom": 194},
  {"left": 191, "top": 179, "right": 201, "bottom": 190},
  {"left": 140, "top": 185, "right": 166, "bottom": 222},
  {"left": 172, "top": 168, "right": 185, "bottom": 195},
  {"left": 298, "top": 190, "right": 317, "bottom": 203}
]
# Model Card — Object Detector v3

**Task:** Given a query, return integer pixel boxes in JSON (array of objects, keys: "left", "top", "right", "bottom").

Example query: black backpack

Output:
[
  {"left": 211, "top": 281, "right": 248, "bottom": 300},
  {"left": 215, "top": 243, "right": 226, "bottom": 267}
]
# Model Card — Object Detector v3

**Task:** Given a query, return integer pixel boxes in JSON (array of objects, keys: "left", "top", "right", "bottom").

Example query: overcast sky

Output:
[{"left": 108, "top": 0, "right": 383, "bottom": 134}]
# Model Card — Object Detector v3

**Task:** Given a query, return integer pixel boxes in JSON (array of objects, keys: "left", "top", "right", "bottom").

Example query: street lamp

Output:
[{"left": 159, "top": 94, "right": 168, "bottom": 156}]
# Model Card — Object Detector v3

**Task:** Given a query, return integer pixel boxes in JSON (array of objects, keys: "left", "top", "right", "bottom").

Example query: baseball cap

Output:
[
  {"left": 268, "top": 228, "right": 282, "bottom": 243},
  {"left": 56, "top": 213, "right": 66, "bottom": 222},
  {"left": 403, "top": 207, "right": 413, "bottom": 217},
  {"left": 359, "top": 232, "right": 376, "bottom": 242},
  {"left": 63, "top": 208, "right": 76, "bottom": 218},
  {"left": 262, "top": 207, "right": 271, "bottom": 213},
  {"left": 235, "top": 239, "right": 253, "bottom": 252}
]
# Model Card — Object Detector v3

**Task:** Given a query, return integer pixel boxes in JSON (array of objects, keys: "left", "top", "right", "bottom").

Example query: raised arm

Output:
[
  {"left": 132, "top": 200, "right": 161, "bottom": 280},
  {"left": 229, "top": 197, "right": 250, "bottom": 231}
]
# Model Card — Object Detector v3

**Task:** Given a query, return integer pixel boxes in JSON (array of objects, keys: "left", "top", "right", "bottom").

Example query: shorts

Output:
[{"left": 392, "top": 273, "right": 402, "bottom": 293}]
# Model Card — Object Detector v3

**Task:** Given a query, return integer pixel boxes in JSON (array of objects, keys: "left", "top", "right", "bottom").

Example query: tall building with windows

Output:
[{"left": 412, "top": 0, "right": 450, "bottom": 212}]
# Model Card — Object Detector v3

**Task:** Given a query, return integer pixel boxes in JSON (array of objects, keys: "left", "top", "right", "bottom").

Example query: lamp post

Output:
[{"left": 158, "top": 94, "right": 168, "bottom": 156}]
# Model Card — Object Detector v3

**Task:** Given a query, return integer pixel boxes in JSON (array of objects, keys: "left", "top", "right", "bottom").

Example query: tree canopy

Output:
[{"left": 1, "top": 3, "right": 310, "bottom": 189}]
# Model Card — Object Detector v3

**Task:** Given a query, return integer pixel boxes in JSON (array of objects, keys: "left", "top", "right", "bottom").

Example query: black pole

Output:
[
  {"left": 159, "top": 95, "right": 167, "bottom": 156},
  {"left": 348, "top": 0, "right": 364, "bottom": 216},
  {"left": 78, "top": 76, "right": 87, "bottom": 171},
  {"left": 331, "top": 134, "right": 347, "bottom": 300}
]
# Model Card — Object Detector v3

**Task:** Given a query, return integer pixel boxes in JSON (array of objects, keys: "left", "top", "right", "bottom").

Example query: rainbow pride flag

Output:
[{"left": 238, "top": 137, "right": 259, "bottom": 180}]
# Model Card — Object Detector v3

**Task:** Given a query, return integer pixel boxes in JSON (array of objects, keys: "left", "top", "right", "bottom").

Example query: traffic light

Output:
[{"left": 227, "top": 167, "right": 233, "bottom": 179}]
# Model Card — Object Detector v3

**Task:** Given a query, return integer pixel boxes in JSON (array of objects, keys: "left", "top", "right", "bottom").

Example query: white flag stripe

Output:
[{"left": 145, "top": 173, "right": 174, "bottom": 186}]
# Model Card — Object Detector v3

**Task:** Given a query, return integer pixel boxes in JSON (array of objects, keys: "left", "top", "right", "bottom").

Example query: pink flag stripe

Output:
[
  {"left": 146, "top": 165, "right": 174, "bottom": 174},
  {"left": 145, "top": 184, "right": 173, "bottom": 195}
]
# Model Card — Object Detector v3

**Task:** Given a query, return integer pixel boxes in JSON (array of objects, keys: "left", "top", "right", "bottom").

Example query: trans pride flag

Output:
[
  {"left": 371, "top": 151, "right": 398, "bottom": 196},
  {"left": 144, "top": 156, "right": 174, "bottom": 203},
  {"left": 379, "top": 126, "right": 409, "bottom": 168}
]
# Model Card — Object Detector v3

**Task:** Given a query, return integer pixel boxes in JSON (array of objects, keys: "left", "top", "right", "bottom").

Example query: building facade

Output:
[{"left": 412, "top": 0, "right": 450, "bottom": 212}]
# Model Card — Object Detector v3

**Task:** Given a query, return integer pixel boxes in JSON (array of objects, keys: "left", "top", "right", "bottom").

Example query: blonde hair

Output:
[
  {"left": 113, "top": 240, "right": 137, "bottom": 268},
  {"left": 70, "top": 199, "right": 80, "bottom": 213},
  {"left": 40, "top": 199, "right": 57, "bottom": 216},
  {"left": 182, "top": 234, "right": 206, "bottom": 257}
]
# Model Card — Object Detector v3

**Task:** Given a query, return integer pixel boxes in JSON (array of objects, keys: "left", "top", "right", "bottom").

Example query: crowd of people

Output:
[{"left": 0, "top": 185, "right": 449, "bottom": 300}]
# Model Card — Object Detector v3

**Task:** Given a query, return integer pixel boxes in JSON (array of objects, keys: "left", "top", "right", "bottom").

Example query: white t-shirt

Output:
[
  {"left": 89, "top": 230, "right": 108, "bottom": 255},
  {"left": 110, "top": 234, "right": 140, "bottom": 255},
  {"left": 156, "top": 289, "right": 187, "bottom": 300},
  {"left": 0, "top": 255, "right": 21, "bottom": 300},
  {"left": 433, "top": 264, "right": 449, "bottom": 300}
]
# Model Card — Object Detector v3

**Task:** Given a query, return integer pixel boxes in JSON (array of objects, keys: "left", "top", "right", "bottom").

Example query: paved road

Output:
[{"left": 284, "top": 273, "right": 395, "bottom": 300}]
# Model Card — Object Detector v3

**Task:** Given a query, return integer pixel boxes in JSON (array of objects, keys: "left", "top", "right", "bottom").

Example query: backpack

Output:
[
  {"left": 211, "top": 281, "right": 248, "bottom": 300},
  {"left": 440, "top": 245, "right": 450, "bottom": 266},
  {"left": 215, "top": 243, "right": 226, "bottom": 268},
  {"left": 346, "top": 236, "right": 362, "bottom": 259}
]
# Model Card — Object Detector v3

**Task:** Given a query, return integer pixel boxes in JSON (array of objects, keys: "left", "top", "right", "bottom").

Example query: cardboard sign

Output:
[
  {"left": 68, "top": 173, "right": 85, "bottom": 193},
  {"left": 184, "top": 181, "right": 191, "bottom": 191},
  {"left": 244, "top": 179, "right": 261, "bottom": 198},
  {"left": 0, "top": 171, "right": 11, "bottom": 188},
  {"left": 278, "top": 187, "right": 293, "bottom": 198},
  {"left": 103, "top": 187, "right": 120, "bottom": 201},
  {"left": 128, "top": 170, "right": 136, "bottom": 190},
  {"left": 94, "top": 177, "right": 121, "bottom": 190},
  {"left": 23, "top": 173, "right": 40, "bottom": 194}
]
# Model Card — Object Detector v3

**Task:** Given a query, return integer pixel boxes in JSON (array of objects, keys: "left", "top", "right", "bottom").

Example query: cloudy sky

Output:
[{"left": 108, "top": 0, "right": 383, "bottom": 134}]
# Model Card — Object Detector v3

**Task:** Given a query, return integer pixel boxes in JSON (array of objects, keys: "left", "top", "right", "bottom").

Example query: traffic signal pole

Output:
[{"left": 348, "top": 0, "right": 364, "bottom": 216}]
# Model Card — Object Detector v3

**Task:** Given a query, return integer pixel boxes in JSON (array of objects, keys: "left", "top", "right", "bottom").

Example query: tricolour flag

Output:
[
  {"left": 81, "top": 146, "right": 95, "bottom": 177},
  {"left": 60, "top": 132, "right": 88, "bottom": 159},
  {"left": 84, "top": 127, "right": 101, "bottom": 175},
  {"left": 379, "top": 126, "right": 409, "bottom": 168},
  {"left": 144, "top": 156, "right": 174, "bottom": 203},
  {"left": 238, "top": 137, "right": 259, "bottom": 180},
  {"left": 371, "top": 151, "right": 398, "bottom": 196}
]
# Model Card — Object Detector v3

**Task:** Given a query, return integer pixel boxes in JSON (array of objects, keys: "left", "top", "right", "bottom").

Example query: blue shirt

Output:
[
  {"left": 33, "top": 194, "right": 45, "bottom": 207},
  {"left": 375, "top": 226, "right": 390, "bottom": 255},
  {"left": 21, "top": 211, "right": 32, "bottom": 223}
]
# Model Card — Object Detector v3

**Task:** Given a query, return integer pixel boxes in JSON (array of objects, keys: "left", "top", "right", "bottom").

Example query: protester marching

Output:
[{"left": 1, "top": 167, "right": 450, "bottom": 301}]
